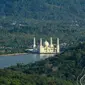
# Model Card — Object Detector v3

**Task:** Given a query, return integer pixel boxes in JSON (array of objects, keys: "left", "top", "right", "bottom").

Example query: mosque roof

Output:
[{"left": 44, "top": 41, "right": 49, "bottom": 47}]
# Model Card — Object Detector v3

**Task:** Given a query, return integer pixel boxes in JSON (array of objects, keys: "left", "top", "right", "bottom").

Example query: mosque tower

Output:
[
  {"left": 40, "top": 38, "right": 42, "bottom": 47},
  {"left": 50, "top": 37, "right": 53, "bottom": 47},
  {"left": 33, "top": 37, "right": 36, "bottom": 48},
  {"left": 57, "top": 38, "right": 60, "bottom": 53},
  {"left": 39, "top": 38, "right": 44, "bottom": 53}
]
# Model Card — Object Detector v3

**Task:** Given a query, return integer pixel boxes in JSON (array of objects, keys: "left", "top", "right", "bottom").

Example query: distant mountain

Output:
[{"left": 0, "top": 0, "right": 85, "bottom": 21}]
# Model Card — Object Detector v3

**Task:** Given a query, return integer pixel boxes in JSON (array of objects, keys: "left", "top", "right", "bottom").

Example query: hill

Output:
[
  {"left": 1, "top": 42, "right": 85, "bottom": 85},
  {"left": 0, "top": 0, "right": 85, "bottom": 21},
  {"left": 6, "top": 42, "right": 85, "bottom": 85},
  {"left": 0, "top": 0, "right": 85, "bottom": 54}
]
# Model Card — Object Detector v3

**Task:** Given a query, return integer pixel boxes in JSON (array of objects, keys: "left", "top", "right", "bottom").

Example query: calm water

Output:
[{"left": 0, "top": 54, "right": 54, "bottom": 68}]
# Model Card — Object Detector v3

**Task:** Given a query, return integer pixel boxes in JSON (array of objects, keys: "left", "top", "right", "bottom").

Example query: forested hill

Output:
[
  {"left": 0, "top": 0, "right": 85, "bottom": 21},
  {"left": 0, "top": 0, "right": 85, "bottom": 54},
  {"left": 4, "top": 42, "right": 85, "bottom": 85}
]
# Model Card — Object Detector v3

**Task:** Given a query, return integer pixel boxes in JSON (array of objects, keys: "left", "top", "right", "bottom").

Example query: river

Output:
[{"left": 0, "top": 54, "right": 55, "bottom": 68}]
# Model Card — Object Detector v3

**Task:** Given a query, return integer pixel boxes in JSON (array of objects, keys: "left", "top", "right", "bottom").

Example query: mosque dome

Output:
[{"left": 44, "top": 41, "right": 49, "bottom": 47}]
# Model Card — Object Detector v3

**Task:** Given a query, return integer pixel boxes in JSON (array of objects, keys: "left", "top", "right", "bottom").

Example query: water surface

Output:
[{"left": 0, "top": 54, "right": 54, "bottom": 68}]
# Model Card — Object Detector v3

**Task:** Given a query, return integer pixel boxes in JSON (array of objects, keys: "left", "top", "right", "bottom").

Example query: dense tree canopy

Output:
[{"left": 5, "top": 42, "right": 85, "bottom": 85}]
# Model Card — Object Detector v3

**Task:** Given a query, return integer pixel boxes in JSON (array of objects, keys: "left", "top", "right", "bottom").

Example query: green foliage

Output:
[
  {"left": 0, "top": 69, "right": 73, "bottom": 85},
  {"left": 0, "top": 0, "right": 85, "bottom": 54},
  {"left": 7, "top": 43, "right": 85, "bottom": 85},
  {"left": 0, "top": 0, "right": 85, "bottom": 84},
  {"left": 1, "top": 0, "right": 85, "bottom": 21},
  {"left": 2, "top": 42, "right": 85, "bottom": 85}
]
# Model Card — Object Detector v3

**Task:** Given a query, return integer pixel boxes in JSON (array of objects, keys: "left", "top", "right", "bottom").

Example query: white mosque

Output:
[{"left": 28, "top": 37, "right": 60, "bottom": 54}]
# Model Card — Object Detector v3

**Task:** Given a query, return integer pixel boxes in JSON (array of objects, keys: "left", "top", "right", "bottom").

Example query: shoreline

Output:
[{"left": 0, "top": 53, "right": 28, "bottom": 56}]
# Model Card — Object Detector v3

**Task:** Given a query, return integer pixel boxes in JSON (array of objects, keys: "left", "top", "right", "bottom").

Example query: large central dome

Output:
[{"left": 44, "top": 41, "right": 49, "bottom": 47}]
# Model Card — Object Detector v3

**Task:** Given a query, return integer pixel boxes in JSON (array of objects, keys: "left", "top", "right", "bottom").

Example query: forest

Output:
[
  {"left": 0, "top": 42, "right": 84, "bottom": 85},
  {"left": 0, "top": 0, "right": 85, "bottom": 84},
  {"left": 0, "top": 0, "right": 85, "bottom": 54}
]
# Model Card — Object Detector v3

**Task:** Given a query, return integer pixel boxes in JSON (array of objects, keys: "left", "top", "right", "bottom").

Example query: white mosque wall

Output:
[{"left": 32, "top": 37, "right": 60, "bottom": 54}]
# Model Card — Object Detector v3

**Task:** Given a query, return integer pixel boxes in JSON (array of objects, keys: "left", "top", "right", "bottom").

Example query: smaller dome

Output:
[{"left": 44, "top": 41, "right": 49, "bottom": 47}]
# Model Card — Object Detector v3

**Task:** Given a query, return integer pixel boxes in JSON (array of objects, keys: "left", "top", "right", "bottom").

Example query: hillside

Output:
[
  {"left": 0, "top": 0, "right": 85, "bottom": 21},
  {"left": 4, "top": 42, "right": 85, "bottom": 85},
  {"left": 0, "top": 0, "right": 85, "bottom": 54},
  {"left": 0, "top": 1, "right": 85, "bottom": 85},
  {"left": 0, "top": 69, "right": 74, "bottom": 85}
]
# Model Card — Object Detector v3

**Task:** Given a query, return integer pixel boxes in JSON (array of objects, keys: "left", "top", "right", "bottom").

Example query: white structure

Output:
[
  {"left": 57, "top": 38, "right": 60, "bottom": 53},
  {"left": 28, "top": 37, "right": 60, "bottom": 54},
  {"left": 33, "top": 37, "right": 36, "bottom": 48}
]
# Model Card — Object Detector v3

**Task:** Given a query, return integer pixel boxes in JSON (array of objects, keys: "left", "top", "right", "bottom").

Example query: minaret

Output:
[
  {"left": 39, "top": 38, "right": 44, "bottom": 53},
  {"left": 40, "top": 38, "right": 42, "bottom": 47},
  {"left": 50, "top": 37, "right": 53, "bottom": 47},
  {"left": 33, "top": 37, "right": 36, "bottom": 48},
  {"left": 57, "top": 38, "right": 60, "bottom": 53}
]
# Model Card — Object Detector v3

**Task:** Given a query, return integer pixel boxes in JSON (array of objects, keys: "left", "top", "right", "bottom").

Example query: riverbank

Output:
[{"left": 0, "top": 53, "right": 28, "bottom": 56}]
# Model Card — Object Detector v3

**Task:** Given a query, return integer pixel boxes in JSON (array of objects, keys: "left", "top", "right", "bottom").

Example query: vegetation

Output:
[
  {"left": 0, "top": 69, "right": 73, "bottom": 85},
  {"left": 1, "top": 0, "right": 85, "bottom": 21},
  {"left": 0, "top": 0, "right": 85, "bottom": 85},
  {"left": 0, "top": 42, "right": 83, "bottom": 85},
  {"left": 0, "top": 0, "right": 85, "bottom": 54}
]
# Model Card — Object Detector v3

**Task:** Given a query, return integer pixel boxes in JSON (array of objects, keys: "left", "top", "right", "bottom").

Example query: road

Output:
[
  {"left": 80, "top": 74, "right": 85, "bottom": 85},
  {"left": 77, "top": 67, "right": 85, "bottom": 85}
]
